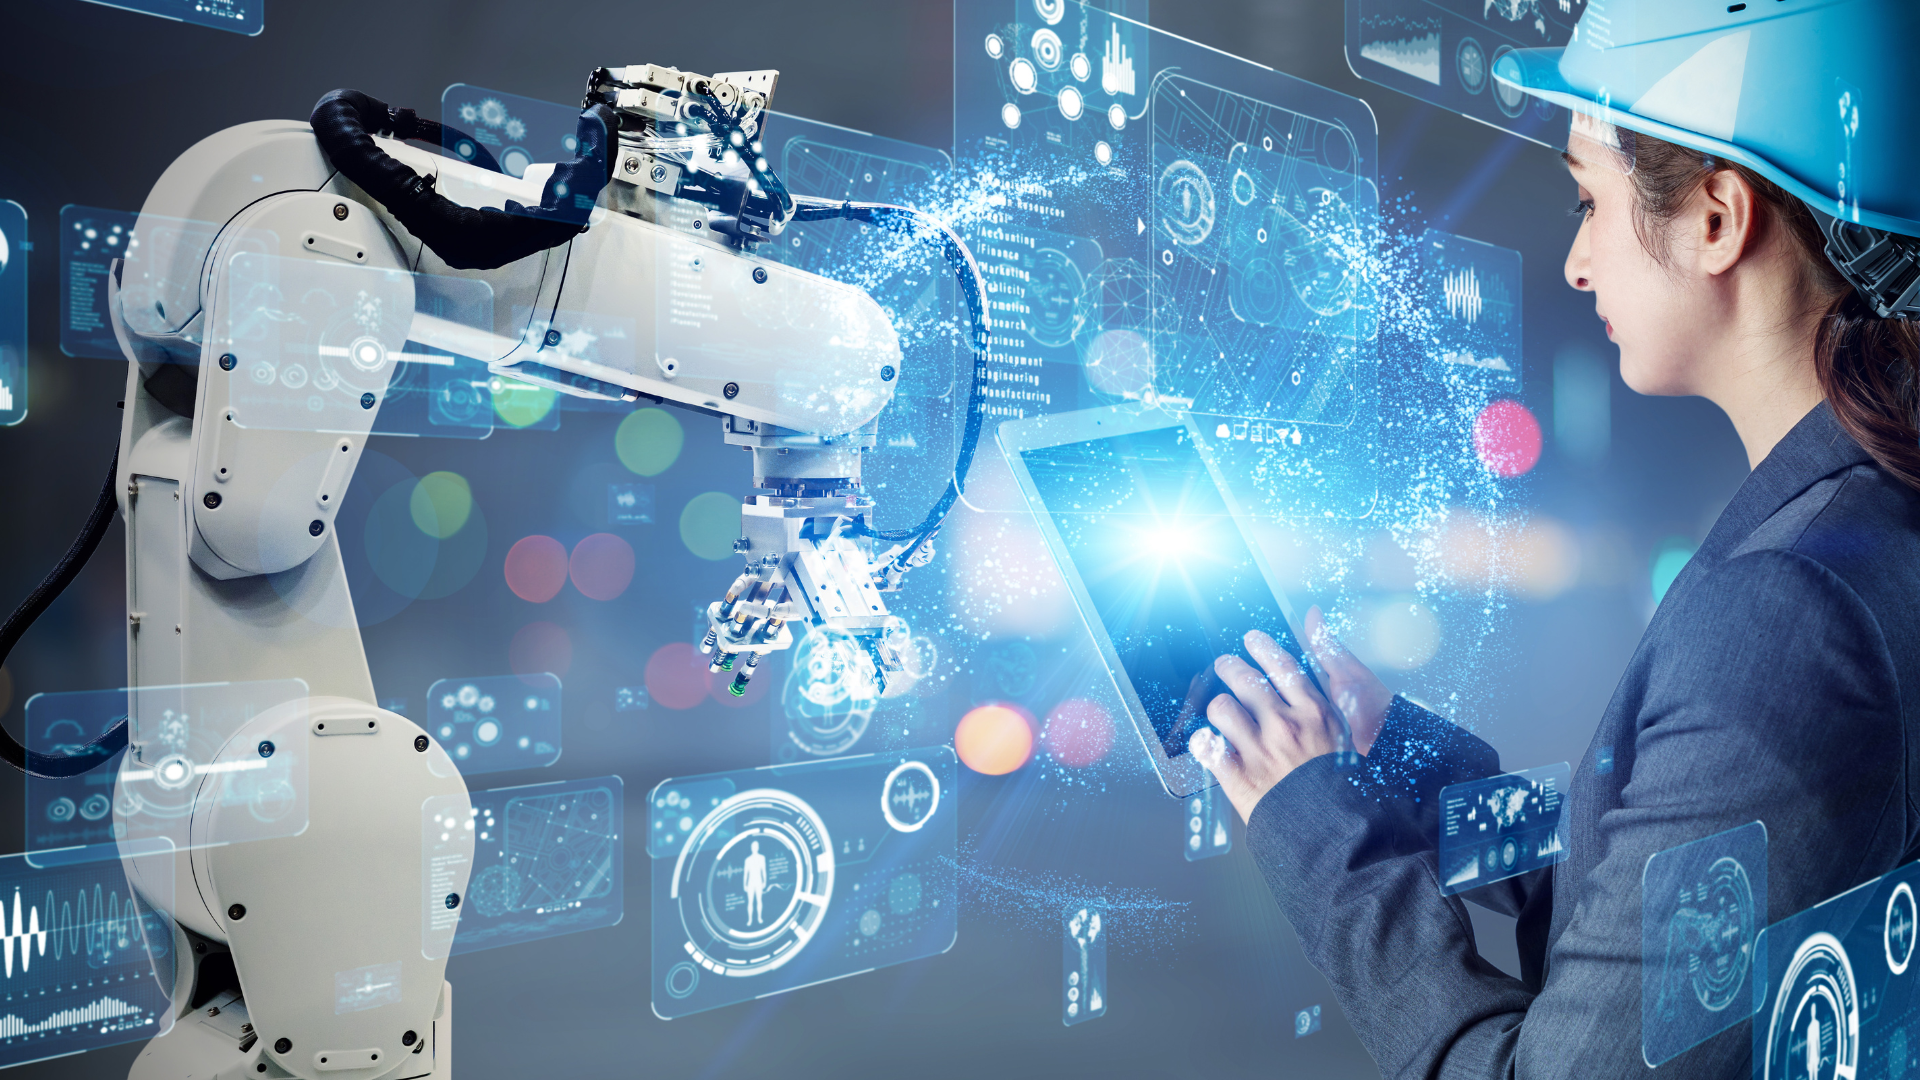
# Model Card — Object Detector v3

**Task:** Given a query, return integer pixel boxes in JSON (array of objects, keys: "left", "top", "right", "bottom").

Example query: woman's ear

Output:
[{"left": 1691, "top": 168, "right": 1758, "bottom": 277}]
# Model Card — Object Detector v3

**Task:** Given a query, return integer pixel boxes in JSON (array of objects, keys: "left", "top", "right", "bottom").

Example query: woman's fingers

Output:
[
  {"left": 1202, "top": 691, "right": 1261, "bottom": 754},
  {"left": 1213, "top": 654, "right": 1290, "bottom": 725},
  {"left": 1244, "top": 629, "right": 1327, "bottom": 711},
  {"left": 1190, "top": 726, "right": 1238, "bottom": 775},
  {"left": 1303, "top": 607, "right": 1348, "bottom": 673},
  {"left": 1189, "top": 728, "right": 1257, "bottom": 823}
]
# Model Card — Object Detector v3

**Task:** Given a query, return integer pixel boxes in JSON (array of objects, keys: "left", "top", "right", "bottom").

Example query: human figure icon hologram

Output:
[{"left": 743, "top": 841, "right": 768, "bottom": 926}]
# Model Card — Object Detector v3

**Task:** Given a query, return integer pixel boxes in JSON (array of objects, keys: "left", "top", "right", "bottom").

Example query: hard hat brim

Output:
[{"left": 1494, "top": 45, "right": 1920, "bottom": 238}]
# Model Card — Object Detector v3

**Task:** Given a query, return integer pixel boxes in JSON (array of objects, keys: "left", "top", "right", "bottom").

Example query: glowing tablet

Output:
[{"left": 1000, "top": 406, "right": 1314, "bottom": 797}]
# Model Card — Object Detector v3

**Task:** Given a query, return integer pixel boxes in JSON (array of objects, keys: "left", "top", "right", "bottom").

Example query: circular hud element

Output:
[
  {"left": 1157, "top": 160, "right": 1217, "bottom": 247},
  {"left": 1887, "top": 882, "right": 1916, "bottom": 976},
  {"left": 881, "top": 760, "right": 940, "bottom": 833},
  {"left": 1270, "top": 188, "right": 1364, "bottom": 319},
  {"left": 1491, "top": 46, "right": 1528, "bottom": 118},
  {"left": 671, "top": 788, "right": 835, "bottom": 979},
  {"left": 783, "top": 627, "right": 880, "bottom": 757},
  {"left": 1024, "top": 248, "right": 1086, "bottom": 347},
  {"left": 1457, "top": 38, "right": 1487, "bottom": 95},
  {"left": 1764, "top": 932, "right": 1857, "bottom": 1080},
  {"left": 1691, "top": 856, "right": 1756, "bottom": 1013}
]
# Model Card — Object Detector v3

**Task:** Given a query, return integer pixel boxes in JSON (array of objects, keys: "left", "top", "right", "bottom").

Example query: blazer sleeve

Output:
[
  {"left": 1243, "top": 548, "right": 1904, "bottom": 1079},
  {"left": 1343, "top": 696, "right": 1549, "bottom": 923}
]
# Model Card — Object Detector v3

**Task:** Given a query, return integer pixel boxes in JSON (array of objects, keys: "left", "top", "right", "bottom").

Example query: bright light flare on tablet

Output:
[
  {"left": 1146, "top": 521, "right": 1203, "bottom": 558},
  {"left": 1118, "top": 515, "right": 1230, "bottom": 572}
]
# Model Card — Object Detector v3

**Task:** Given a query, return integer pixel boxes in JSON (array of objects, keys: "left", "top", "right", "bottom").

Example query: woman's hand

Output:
[
  {"left": 1303, "top": 606, "right": 1391, "bottom": 757},
  {"left": 1191, "top": 607, "right": 1391, "bottom": 823}
]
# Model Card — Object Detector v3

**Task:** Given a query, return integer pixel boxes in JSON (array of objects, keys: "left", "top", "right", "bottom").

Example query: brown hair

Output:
[{"left": 1618, "top": 129, "right": 1920, "bottom": 489}]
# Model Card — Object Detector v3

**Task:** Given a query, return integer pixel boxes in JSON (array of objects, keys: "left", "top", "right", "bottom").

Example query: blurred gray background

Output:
[{"left": 0, "top": 1, "right": 1745, "bottom": 1077}]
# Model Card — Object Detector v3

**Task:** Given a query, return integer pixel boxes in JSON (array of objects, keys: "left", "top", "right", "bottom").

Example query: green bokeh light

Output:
[
  {"left": 409, "top": 471, "right": 473, "bottom": 539},
  {"left": 492, "top": 376, "right": 559, "bottom": 428},
  {"left": 616, "top": 407, "right": 684, "bottom": 476},
  {"left": 679, "top": 491, "right": 741, "bottom": 561}
]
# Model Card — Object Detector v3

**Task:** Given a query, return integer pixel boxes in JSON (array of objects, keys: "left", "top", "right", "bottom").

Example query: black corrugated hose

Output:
[
  {"left": 309, "top": 89, "right": 619, "bottom": 271},
  {"left": 787, "top": 197, "right": 992, "bottom": 561},
  {"left": 0, "top": 451, "right": 129, "bottom": 778}
]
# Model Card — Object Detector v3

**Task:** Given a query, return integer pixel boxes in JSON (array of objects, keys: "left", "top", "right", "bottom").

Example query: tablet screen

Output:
[{"left": 1019, "top": 423, "right": 1303, "bottom": 759}]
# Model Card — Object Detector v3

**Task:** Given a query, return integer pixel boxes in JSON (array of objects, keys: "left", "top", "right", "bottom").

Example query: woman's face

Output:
[{"left": 1563, "top": 155, "right": 1712, "bottom": 397}]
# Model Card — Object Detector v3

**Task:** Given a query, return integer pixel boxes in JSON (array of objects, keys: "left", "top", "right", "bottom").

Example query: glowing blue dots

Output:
[{"left": 1002, "top": 103, "right": 1023, "bottom": 129}]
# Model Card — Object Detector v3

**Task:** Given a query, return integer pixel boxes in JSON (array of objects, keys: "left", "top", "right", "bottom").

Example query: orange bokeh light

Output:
[{"left": 954, "top": 703, "right": 1035, "bottom": 776}]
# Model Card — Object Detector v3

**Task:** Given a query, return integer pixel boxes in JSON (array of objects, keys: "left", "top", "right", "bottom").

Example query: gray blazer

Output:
[{"left": 1246, "top": 402, "right": 1920, "bottom": 1077}]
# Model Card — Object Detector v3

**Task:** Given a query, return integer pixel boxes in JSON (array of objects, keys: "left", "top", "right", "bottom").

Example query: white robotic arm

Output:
[{"left": 86, "top": 64, "right": 985, "bottom": 1080}]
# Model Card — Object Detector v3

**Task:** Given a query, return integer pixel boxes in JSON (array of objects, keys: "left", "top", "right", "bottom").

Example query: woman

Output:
[{"left": 1192, "top": 3, "right": 1920, "bottom": 1076}]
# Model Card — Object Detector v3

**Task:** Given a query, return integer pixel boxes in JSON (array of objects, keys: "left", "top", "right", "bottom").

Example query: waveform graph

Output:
[
  {"left": 0, "top": 846, "right": 175, "bottom": 1068},
  {"left": 1442, "top": 265, "right": 1483, "bottom": 323},
  {"left": 882, "top": 760, "right": 941, "bottom": 833},
  {"left": 1422, "top": 229, "right": 1524, "bottom": 387},
  {"left": 1358, "top": 23, "right": 1441, "bottom": 86}
]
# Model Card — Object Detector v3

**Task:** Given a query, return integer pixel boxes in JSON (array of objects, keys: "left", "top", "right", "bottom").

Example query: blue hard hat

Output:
[{"left": 1492, "top": 0, "right": 1920, "bottom": 240}]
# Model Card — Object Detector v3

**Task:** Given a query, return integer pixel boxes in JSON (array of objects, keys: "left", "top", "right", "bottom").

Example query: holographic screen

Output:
[{"left": 958, "top": 0, "right": 1382, "bottom": 519}]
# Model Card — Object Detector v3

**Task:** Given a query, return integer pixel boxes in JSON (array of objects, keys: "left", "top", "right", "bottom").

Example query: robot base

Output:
[{"left": 130, "top": 982, "right": 451, "bottom": 1080}]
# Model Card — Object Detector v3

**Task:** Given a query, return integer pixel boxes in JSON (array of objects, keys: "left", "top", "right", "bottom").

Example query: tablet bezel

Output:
[{"left": 997, "top": 405, "right": 1307, "bottom": 798}]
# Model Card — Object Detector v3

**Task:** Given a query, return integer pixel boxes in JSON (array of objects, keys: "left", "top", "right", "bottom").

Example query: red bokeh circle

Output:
[
  {"left": 646, "top": 642, "right": 711, "bottom": 710},
  {"left": 509, "top": 620, "right": 572, "bottom": 678},
  {"left": 1044, "top": 698, "right": 1116, "bottom": 768},
  {"left": 569, "top": 533, "right": 636, "bottom": 601},
  {"left": 1472, "top": 399, "right": 1543, "bottom": 478},
  {"left": 504, "top": 535, "right": 569, "bottom": 602}
]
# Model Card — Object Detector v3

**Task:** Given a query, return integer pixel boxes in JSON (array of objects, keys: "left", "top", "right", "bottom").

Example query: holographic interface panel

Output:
[
  {"left": 61, "top": 206, "right": 139, "bottom": 361},
  {"left": 1345, "top": 0, "right": 1584, "bottom": 147},
  {"left": 0, "top": 843, "right": 175, "bottom": 1070},
  {"left": 1183, "top": 784, "right": 1231, "bottom": 862},
  {"left": 1420, "top": 229, "right": 1522, "bottom": 390},
  {"left": 25, "top": 680, "right": 309, "bottom": 856},
  {"left": 1062, "top": 903, "right": 1107, "bottom": 1025},
  {"left": 958, "top": 0, "right": 1381, "bottom": 518},
  {"left": 1438, "top": 761, "right": 1569, "bottom": 895},
  {"left": 649, "top": 748, "right": 956, "bottom": 1019},
  {"left": 423, "top": 775, "right": 623, "bottom": 958},
  {"left": 424, "top": 673, "right": 562, "bottom": 775},
  {"left": 1641, "top": 821, "right": 1766, "bottom": 1067},
  {"left": 0, "top": 200, "right": 26, "bottom": 427},
  {"left": 1753, "top": 859, "right": 1920, "bottom": 1080},
  {"left": 77, "top": 0, "right": 262, "bottom": 35}
]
